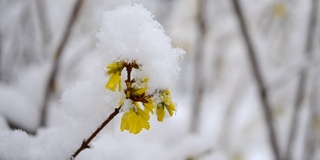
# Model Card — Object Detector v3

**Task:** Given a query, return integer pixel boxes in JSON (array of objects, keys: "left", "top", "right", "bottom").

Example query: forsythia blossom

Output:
[
  {"left": 155, "top": 90, "right": 176, "bottom": 122},
  {"left": 105, "top": 61, "right": 177, "bottom": 134},
  {"left": 105, "top": 62, "right": 125, "bottom": 91},
  {"left": 97, "top": 4, "right": 184, "bottom": 134},
  {"left": 120, "top": 103, "right": 150, "bottom": 134}
]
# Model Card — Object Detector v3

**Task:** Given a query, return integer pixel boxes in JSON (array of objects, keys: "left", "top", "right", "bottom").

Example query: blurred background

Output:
[{"left": 0, "top": 0, "right": 320, "bottom": 160}]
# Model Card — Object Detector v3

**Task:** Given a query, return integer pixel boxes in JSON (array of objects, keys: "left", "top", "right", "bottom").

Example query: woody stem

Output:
[
  {"left": 70, "top": 62, "right": 136, "bottom": 159},
  {"left": 69, "top": 106, "right": 121, "bottom": 159}
]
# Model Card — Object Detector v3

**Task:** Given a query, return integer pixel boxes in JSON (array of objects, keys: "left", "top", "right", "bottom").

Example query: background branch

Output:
[
  {"left": 284, "top": 0, "right": 319, "bottom": 159},
  {"left": 40, "top": 0, "right": 84, "bottom": 127},
  {"left": 190, "top": 0, "right": 207, "bottom": 133},
  {"left": 230, "top": 0, "right": 281, "bottom": 159},
  {"left": 35, "top": 0, "right": 51, "bottom": 53},
  {"left": 302, "top": 74, "right": 319, "bottom": 160}
]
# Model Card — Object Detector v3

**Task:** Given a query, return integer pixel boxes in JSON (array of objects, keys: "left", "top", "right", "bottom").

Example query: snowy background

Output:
[{"left": 0, "top": 0, "right": 320, "bottom": 160}]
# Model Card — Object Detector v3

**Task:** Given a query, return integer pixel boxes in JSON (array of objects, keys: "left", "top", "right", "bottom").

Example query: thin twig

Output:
[
  {"left": 284, "top": 0, "right": 319, "bottom": 159},
  {"left": 35, "top": 0, "right": 51, "bottom": 50},
  {"left": 71, "top": 62, "right": 137, "bottom": 159},
  {"left": 40, "top": 0, "right": 84, "bottom": 127},
  {"left": 0, "top": 33, "right": 2, "bottom": 81},
  {"left": 230, "top": 0, "right": 281, "bottom": 159},
  {"left": 190, "top": 0, "right": 207, "bottom": 133},
  {"left": 217, "top": 80, "right": 248, "bottom": 152},
  {"left": 70, "top": 107, "right": 121, "bottom": 159},
  {"left": 302, "top": 74, "right": 319, "bottom": 160}
]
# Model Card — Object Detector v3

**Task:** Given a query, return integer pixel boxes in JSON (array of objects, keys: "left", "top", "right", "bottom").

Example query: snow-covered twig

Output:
[{"left": 70, "top": 62, "right": 136, "bottom": 159}]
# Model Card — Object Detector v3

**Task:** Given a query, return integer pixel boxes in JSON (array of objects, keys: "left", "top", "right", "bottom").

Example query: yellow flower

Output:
[
  {"left": 106, "top": 61, "right": 124, "bottom": 75},
  {"left": 156, "top": 105, "right": 165, "bottom": 122},
  {"left": 165, "top": 101, "right": 175, "bottom": 116},
  {"left": 132, "top": 78, "right": 149, "bottom": 96},
  {"left": 143, "top": 98, "right": 155, "bottom": 114},
  {"left": 120, "top": 103, "right": 150, "bottom": 134},
  {"left": 105, "top": 73, "right": 122, "bottom": 91},
  {"left": 132, "top": 87, "right": 147, "bottom": 96},
  {"left": 105, "top": 61, "right": 125, "bottom": 92},
  {"left": 156, "top": 89, "right": 176, "bottom": 122}
]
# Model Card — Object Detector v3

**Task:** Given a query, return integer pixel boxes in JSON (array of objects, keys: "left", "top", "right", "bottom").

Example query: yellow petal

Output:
[
  {"left": 132, "top": 87, "right": 147, "bottom": 96},
  {"left": 118, "top": 97, "right": 125, "bottom": 106},
  {"left": 137, "top": 107, "right": 150, "bottom": 121},
  {"left": 120, "top": 112, "right": 129, "bottom": 132},
  {"left": 118, "top": 79, "right": 122, "bottom": 92},
  {"left": 107, "top": 62, "right": 118, "bottom": 69},
  {"left": 165, "top": 101, "right": 176, "bottom": 116},
  {"left": 105, "top": 74, "right": 121, "bottom": 92},
  {"left": 139, "top": 116, "right": 150, "bottom": 130},
  {"left": 143, "top": 78, "right": 149, "bottom": 83},
  {"left": 106, "top": 61, "right": 124, "bottom": 76},
  {"left": 106, "top": 63, "right": 118, "bottom": 75},
  {"left": 128, "top": 110, "right": 137, "bottom": 133},
  {"left": 157, "top": 106, "right": 165, "bottom": 122},
  {"left": 143, "top": 98, "right": 155, "bottom": 114},
  {"left": 133, "top": 118, "right": 142, "bottom": 134},
  {"left": 143, "top": 103, "right": 154, "bottom": 114},
  {"left": 130, "top": 112, "right": 142, "bottom": 134}
]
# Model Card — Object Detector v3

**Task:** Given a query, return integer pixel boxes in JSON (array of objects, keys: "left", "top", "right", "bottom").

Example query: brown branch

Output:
[
  {"left": 70, "top": 61, "right": 137, "bottom": 159},
  {"left": 70, "top": 106, "right": 121, "bottom": 159},
  {"left": 230, "top": 0, "right": 281, "bottom": 159},
  {"left": 40, "top": 0, "right": 84, "bottom": 127},
  {"left": 284, "top": 0, "right": 319, "bottom": 159}
]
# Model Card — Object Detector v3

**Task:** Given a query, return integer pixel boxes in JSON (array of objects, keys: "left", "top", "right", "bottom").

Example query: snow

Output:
[
  {"left": 0, "top": 3, "right": 185, "bottom": 160},
  {"left": 96, "top": 3, "right": 184, "bottom": 91},
  {"left": 0, "top": 64, "right": 50, "bottom": 132},
  {"left": 0, "top": 0, "right": 318, "bottom": 159}
]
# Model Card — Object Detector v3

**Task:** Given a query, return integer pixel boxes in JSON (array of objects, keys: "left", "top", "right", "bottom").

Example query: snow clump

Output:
[{"left": 96, "top": 3, "right": 184, "bottom": 92}]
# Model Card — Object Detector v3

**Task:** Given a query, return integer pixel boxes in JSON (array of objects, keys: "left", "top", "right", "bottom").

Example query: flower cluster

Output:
[{"left": 105, "top": 60, "right": 176, "bottom": 134}]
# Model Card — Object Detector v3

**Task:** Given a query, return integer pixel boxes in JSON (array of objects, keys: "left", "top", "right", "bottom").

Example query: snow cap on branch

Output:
[{"left": 96, "top": 3, "right": 184, "bottom": 91}]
